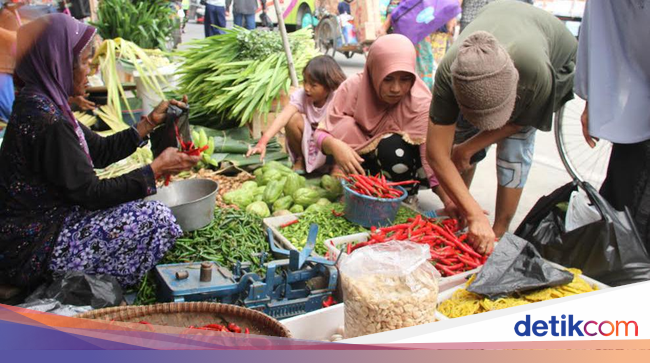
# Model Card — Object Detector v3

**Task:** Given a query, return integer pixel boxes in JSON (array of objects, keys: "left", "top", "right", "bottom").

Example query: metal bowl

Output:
[{"left": 146, "top": 179, "right": 218, "bottom": 232}]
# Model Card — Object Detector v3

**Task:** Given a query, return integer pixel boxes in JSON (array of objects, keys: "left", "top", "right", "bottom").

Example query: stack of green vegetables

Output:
[
  {"left": 280, "top": 204, "right": 419, "bottom": 255},
  {"left": 95, "top": 147, "right": 153, "bottom": 179},
  {"left": 134, "top": 208, "right": 269, "bottom": 305},
  {"left": 222, "top": 161, "right": 344, "bottom": 218},
  {"left": 92, "top": 38, "right": 167, "bottom": 124},
  {"left": 176, "top": 27, "right": 320, "bottom": 128},
  {"left": 92, "top": 0, "right": 174, "bottom": 51},
  {"left": 198, "top": 126, "right": 289, "bottom": 169}
]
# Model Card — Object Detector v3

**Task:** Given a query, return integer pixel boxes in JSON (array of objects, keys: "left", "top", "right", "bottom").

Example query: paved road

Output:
[{"left": 180, "top": 22, "right": 606, "bottom": 232}]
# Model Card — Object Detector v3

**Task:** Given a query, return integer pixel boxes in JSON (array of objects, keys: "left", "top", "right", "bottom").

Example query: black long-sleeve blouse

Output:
[{"left": 0, "top": 93, "right": 156, "bottom": 287}]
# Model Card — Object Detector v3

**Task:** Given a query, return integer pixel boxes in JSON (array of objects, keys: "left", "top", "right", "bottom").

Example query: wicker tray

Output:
[{"left": 74, "top": 302, "right": 291, "bottom": 338}]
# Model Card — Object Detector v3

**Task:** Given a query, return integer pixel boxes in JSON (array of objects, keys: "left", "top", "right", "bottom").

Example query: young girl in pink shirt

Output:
[{"left": 247, "top": 55, "right": 346, "bottom": 173}]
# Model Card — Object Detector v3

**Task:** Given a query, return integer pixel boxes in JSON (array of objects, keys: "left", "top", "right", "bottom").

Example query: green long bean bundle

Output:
[{"left": 176, "top": 27, "right": 320, "bottom": 128}]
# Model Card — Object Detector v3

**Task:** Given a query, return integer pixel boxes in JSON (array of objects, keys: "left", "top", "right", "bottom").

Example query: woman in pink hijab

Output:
[{"left": 316, "top": 34, "right": 447, "bottom": 203}]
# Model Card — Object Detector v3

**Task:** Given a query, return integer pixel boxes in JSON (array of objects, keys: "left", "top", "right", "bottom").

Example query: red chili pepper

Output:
[
  {"left": 279, "top": 219, "right": 299, "bottom": 229},
  {"left": 430, "top": 224, "right": 459, "bottom": 243},
  {"left": 346, "top": 242, "right": 352, "bottom": 255},
  {"left": 322, "top": 296, "right": 335, "bottom": 308},
  {"left": 386, "top": 180, "right": 419, "bottom": 187},
  {"left": 182, "top": 145, "right": 209, "bottom": 156},
  {"left": 228, "top": 323, "right": 242, "bottom": 334},
  {"left": 446, "top": 262, "right": 466, "bottom": 271},
  {"left": 436, "top": 264, "right": 458, "bottom": 276},
  {"left": 331, "top": 209, "right": 345, "bottom": 217},
  {"left": 355, "top": 176, "right": 377, "bottom": 196},
  {"left": 410, "top": 215, "right": 421, "bottom": 229},
  {"left": 457, "top": 254, "right": 480, "bottom": 268},
  {"left": 378, "top": 224, "right": 410, "bottom": 233},
  {"left": 411, "top": 226, "right": 432, "bottom": 236},
  {"left": 203, "top": 324, "right": 225, "bottom": 331},
  {"left": 436, "top": 257, "right": 456, "bottom": 265},
  {"left": 349, "top": 241, "right": 369, "bottom": 253},
  {"left": 245, "top": 328, "right": 250, "bottom": 334},
  {"left": 138, "top": 320, "right": 156, "bottom": 332}
]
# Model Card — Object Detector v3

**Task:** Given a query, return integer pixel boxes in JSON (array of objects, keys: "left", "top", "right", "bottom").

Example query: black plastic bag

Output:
[
  {"left": 515, "top": 182, "right": 650, "bottom": 286},
  {"left": 467, "top": 234, "right": 573, "bottom": 299},
  {"left": 260, "top": 12, "right": 274, "bottom": 29},
  {"left": 150, "top": 104, "right": 192, "bottom": 158},
  {"left": 24, "top": 272, "right": 123, "bottom": 309}
]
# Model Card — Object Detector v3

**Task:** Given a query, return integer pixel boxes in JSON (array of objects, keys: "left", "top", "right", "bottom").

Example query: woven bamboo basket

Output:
[{"left": 74, "top": 302, "right": 291, "bottom": 338}]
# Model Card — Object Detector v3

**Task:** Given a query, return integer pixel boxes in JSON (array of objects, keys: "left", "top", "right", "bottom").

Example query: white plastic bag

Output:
[
  {"left": 340, "top": 241, "right": 440, "bottom": 338},
  {"left": 565, "top": 189, "right": 601, "bottom": 232}
]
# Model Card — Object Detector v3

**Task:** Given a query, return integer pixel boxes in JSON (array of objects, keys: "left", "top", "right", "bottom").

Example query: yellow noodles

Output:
[{"left": 438, "top": 269, "right": 598, "bottom": 318}]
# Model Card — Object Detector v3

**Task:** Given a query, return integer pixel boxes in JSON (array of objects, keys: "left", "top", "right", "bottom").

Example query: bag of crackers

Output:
[{"left": 340, "top": 241, "right": 440, "bottom": 338}]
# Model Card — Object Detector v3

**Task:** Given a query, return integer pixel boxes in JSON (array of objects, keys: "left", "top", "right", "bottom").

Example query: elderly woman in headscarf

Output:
[
  {"left": 0, "top": 14, "right": 199, "bottom": 289},
  {"left": 315, "top": 34, "right": 449, "bottom": 205}
]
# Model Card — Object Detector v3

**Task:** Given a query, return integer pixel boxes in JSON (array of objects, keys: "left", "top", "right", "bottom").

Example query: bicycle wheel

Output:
[{"left": 554, "top": 96, "right": 612, "bottom": 189}]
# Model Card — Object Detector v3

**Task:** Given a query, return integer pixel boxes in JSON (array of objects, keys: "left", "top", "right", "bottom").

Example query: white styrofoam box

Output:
[
  {"left": 263, "top": 203, "right": 422, "bottom": 258},
  {"left": 280, "top": 303, "right": 345, "bottom": 342},
  {"left": 435, "top": 265, "right": 610, "bottom": 321}
]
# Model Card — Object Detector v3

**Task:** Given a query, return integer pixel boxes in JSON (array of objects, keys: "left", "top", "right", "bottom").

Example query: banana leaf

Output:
[{"left": 218, "top": 150, "right": 289, "bottom": 168}]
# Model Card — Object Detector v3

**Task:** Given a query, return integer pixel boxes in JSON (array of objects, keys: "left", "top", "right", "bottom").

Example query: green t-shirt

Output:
[{"left": 430, "top": 0, "right": 577, "bottom": 131}]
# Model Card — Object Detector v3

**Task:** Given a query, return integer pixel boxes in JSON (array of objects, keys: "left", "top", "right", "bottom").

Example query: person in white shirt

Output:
[{"left": 575, "top": 0, "right": 650, "bottom": 249}]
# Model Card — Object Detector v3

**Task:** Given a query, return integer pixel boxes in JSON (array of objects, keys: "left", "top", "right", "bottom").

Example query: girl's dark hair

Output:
[{"left": 302, "top": 55, "right": 346, "bottom": 92}]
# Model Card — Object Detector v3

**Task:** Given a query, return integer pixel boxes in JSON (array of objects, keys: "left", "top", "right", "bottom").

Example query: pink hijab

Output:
[{"left": 321, "top": 34, "right": 432, "bottom": 154}]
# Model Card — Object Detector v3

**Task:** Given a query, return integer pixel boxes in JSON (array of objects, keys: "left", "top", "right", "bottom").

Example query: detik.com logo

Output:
[{"left": 515, "top": 315, "right": 638, "bottom": 337}]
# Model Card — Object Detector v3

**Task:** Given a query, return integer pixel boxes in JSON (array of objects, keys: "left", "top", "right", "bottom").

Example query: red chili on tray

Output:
[
  {"left": 351, "top": 216, "right": 489, "bottom": 277},
  {"left": 342, "top": 174, "right": 419, "bottom": 199}
]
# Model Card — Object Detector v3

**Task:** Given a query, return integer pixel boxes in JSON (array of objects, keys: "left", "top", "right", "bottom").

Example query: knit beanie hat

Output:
[{"left": 451, "top": 31, "right": 519, "bottom": 131}]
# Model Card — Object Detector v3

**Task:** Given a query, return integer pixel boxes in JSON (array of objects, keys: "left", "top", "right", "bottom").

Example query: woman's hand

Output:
[
  {"left": 150, "top": 147, "right": 200, "bottom": 179},
  {"left": 246, "top": 140, "right": 268, "bottom": 161},
  {"left": 331, "top": 139, "right": 365, "bottom": 175},
  {"left": 581, "top": 102, "right": 598, "bottom": 148},
  {"left": 69, "top": 95, "right": 96, "bottom": 111},
  {"left": 466, "top": 213, "right": 495, "bottom": 255},
  {"left": 451, "top": 143, "right": 472, "bottom": 173},
  {"left": 149, "top": 95, "right": 189, "bottom": 126}
]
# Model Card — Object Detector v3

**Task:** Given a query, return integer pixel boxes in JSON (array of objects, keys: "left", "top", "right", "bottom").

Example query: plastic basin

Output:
[{"left": 342, "top": 181, "right": 408, "bottom": 228}]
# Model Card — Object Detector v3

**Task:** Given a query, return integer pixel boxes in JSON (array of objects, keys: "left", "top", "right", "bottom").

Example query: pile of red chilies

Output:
[
  {"left": 342, "top": 174, "right": 419, "bottom": 199},
  {"left": 347, "top": 215, "right": 488, "bottom": 277},
  {"left": 139, "top": 321, "right": 249, "bottom": 334},
  {"left": 164, "top": 123, "right": 208, "bottom": 186},
  {"left": 175, "top": 122, "right": 208, "bottom": 156}
]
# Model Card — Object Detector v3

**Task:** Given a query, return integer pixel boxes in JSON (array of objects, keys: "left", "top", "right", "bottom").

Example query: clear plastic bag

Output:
[{"left": 340, "top": 241, "right": 440, "bottom": 338}]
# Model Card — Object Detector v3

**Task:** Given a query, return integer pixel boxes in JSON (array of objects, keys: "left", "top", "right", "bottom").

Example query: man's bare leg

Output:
[{"left": 493, "top": 185, "right": 524, "bottom": 238}]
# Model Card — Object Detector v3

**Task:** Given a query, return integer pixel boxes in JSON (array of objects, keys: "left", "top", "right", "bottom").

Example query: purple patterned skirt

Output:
[{"left": 49, "top": 200, "right": 182, "bottom": 287}]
